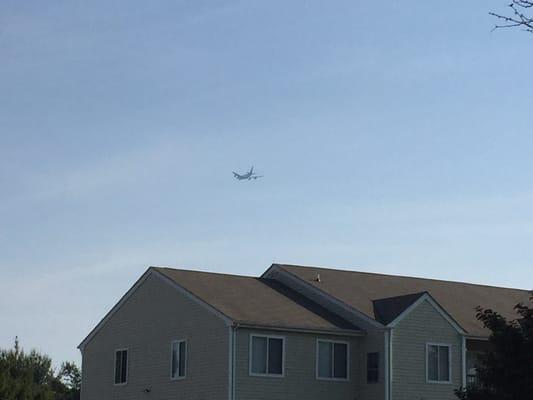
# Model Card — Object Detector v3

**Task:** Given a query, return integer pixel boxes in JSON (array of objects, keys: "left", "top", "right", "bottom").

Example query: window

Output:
[
  {"left": 466, "top": 351, "right": 482, "bottom": 386},
  {"left": 316, "top": 340, "right": 349, "bottom": 380},
  {"left": 171, "top": 340, "right": 187, "bottom": 379},
  {"left": 426, "top": 343, "right": 451, "bottom": 383},
  {"left": 250, "top": 335, "right": 284, "bottom": 376},
  {"left": 367, "top": 352, "right": 379, "bottom": 383},
  {"left": 114, "top": 349, "right": 128, "bottom": 385}
]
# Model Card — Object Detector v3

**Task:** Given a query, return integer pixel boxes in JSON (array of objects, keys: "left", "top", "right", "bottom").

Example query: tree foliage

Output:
[
  {"left": 490, "top": 1, "right": 533, "bottom": 33},
  {"left": 0, "top": 338, "right": 80, "bottom": 400},
  {"left": 456, "top": 294, "right": 533, "bottom": 400}
]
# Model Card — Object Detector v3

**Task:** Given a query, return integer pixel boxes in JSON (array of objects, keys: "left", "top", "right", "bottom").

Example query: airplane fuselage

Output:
[
  {"left": 236, "top": 172, "right": 253, "bottom": 180},
  {"left": 233, "top": 166, "right": 262, "bottom": 181}
]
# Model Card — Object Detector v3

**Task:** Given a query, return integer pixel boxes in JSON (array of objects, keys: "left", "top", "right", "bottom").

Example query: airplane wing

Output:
[
  {"left": 232, "top": 172, "right": 241, "bottom": 178},
  {"left": 252, "top": 175, "right": 263, "bottom": 179}
]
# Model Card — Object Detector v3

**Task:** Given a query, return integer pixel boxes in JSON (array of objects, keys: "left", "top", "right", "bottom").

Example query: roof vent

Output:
[{"left": 315, "top": 273, "right": 321, "bottom": 282}]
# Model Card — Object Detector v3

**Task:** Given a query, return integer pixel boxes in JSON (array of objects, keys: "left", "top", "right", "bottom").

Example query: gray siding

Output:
[
  {"left": 234, "top": 328, "right": 359, "bottom": 400},
  {"left": 391, "top": 300, "right": 462, "bottom": 400},
  {"left": 357, "top": 328, "right": 386, "bottom": 400},
  {"left": 81, "top": 273, "right": 229, "bottom": 400},
  {"left": 267, "top": 267, "right": 386, "bottom": 400}
]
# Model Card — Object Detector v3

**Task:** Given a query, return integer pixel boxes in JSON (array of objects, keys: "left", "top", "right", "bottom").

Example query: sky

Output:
[{"left": 1, "top": 0, "right": 532, "bottom": 366}]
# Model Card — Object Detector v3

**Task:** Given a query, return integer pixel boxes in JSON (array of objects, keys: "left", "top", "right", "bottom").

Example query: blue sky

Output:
[{"left": 1, "top": 0, "right": 532, "bottom": 365}]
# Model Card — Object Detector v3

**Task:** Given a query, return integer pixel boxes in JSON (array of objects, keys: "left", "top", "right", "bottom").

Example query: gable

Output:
[
  {"left": 80, "top": 271, "right": 231, "bottom": 399},
  {"left": 78, "top": 268, "right": 230, "bottom": 351},
  {"left": 385, "top": 293, "right": 465, "bottom": 334},
  {"left": 391, "top": 299, "right": 464, "bottom": 398},
  {"left": 277, "top": 264, "right": 530, "bottom": 337},
  {"left": 394, "top": 299, "right": 455, "bottom": 332}
]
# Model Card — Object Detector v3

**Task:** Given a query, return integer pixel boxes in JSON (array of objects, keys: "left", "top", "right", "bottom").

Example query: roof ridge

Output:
[
  {"left": 152, "top": 266, "right": 259, "bottom": 279},
  {"left": 277, "top": 263, "right": 531, "bottom": 293},
  {"left": 372, "top": 291, "right": 428, "bottom": 302}
]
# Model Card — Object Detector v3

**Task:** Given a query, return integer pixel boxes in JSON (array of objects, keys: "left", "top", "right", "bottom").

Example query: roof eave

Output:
[
  {"left": 233, "top": 322, "right": 366, "bottom": 337},
  {"left": 464, "top": 335, "right": 490, "bottom": 341}
]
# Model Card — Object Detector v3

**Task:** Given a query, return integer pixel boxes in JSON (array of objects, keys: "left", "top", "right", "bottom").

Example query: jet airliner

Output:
[{"left": 232, "top": 166, "right": 263, "bottom": 181}]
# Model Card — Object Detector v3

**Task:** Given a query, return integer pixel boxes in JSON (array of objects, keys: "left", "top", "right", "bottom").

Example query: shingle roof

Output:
[
  {"left": 372, "top": 292, "right": 428, "bottom": 325},
  {"left": 276, "top": 264, "right": 532, "bottom": 337},
  {"left": 154, "top": 267, "right": 361, "bottom": 333}
]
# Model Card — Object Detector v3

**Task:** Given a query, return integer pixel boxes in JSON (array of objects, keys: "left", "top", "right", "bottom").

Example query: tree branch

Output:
[{"left": 490, "top": 0, "right": 533, "bottom": 33}]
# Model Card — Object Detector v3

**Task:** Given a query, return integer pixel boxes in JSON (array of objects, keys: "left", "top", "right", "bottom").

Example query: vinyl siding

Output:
[
  {"left": 234, "top": 328, "right": 359, "bottom": 400},
  {"left": 267, "top": 267, "right": 386, "bottom": 400},
  {"left": 391, "top": 300, "right": 462, "bottom": 400},
  {"left": 81, "top": 272, "right": 229, "bottom": 400},
  {"left": 357, "top": 328, "right": 386, "bottom": 400}
]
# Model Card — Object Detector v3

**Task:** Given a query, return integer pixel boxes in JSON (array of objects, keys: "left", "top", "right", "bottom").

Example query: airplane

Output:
[{"left": 232, "top": 166, "right": 263, "bottom": 181}]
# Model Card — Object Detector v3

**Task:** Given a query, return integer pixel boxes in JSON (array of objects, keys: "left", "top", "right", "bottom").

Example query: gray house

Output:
[{"left": 79, "top": 264, "right": 530, "bottom": 400}]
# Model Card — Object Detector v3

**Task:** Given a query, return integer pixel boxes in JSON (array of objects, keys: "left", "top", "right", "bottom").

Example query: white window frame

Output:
[
  {"left": 113, "top": 348, "right": 128, "bottom": 386},
  {"left": 426, "top": 342, "right": 452, "bottom": 384},
  {"left": 170, "top": 339, "right": 187, "bottom": 380},
  {"left": 315, "top": 339, "right": 350, "bottom": 381},
  {"left": 249, "top": 334, "right": 286, "bottom": 378}
]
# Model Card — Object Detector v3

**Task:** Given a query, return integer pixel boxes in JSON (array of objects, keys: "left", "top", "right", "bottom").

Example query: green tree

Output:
[
  {"left": 0, "top": 338, "right": 80, "bottom": 400},
  {"left": 53, "top": 362, "right": 81, "bottom": 400},
  {"left": 456, "top": 294, "right": 533, "bottom": 400}
]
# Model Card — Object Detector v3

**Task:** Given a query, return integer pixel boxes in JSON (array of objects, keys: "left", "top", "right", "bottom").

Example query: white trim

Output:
[
  {"left": 264, "top": 265, "right": 384, "bottom": 329},
  {"left": 248, "top": 334, "right": 285, "bottom": 378},
  {"left": 426, "top": 342, "right": 452, "bottom": 384},
  {"left": 384, "top": 331, "right": 390, "bottom": 400},
  {"left": 248, "top": 334, "right": 286, "bottom": 378},
  {"left": 234, "top": 323, "right": 363, "bottom": 337},
  {"left": 387, "top": 293, "right": 466, "bottom": 335},
  {"left": 113, "top": 348, "right": 128, "bottom": 386},
  {"left": 461, "top": 336, "right": 466, "bottom": 388},
  {"left": 315, "top": 339, "right": 350, "bottom": 382},
  {"left": 170, "top": 339, "right": 187, "bottom": 380}
]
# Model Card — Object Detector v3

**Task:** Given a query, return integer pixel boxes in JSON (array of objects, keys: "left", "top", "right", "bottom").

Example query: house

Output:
[{"left": 78, "top": 264, "right": 530, "bottom": 400}]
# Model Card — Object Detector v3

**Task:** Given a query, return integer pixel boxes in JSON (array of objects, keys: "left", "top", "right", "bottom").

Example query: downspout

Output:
[
  {"left": 228, "top": 325, "right": 233, "bottom": 400},
  {"left": 461, "top": 335, "right": 466, "bottom": 388},
  {"left": 384, "top": 330, "right": 390, "bottom": 400},
  {"left": 228, "top": 325, "right": 237, "bottom": 400},
  {"left": 389, "top": 328, "right": 393, "bottom": 400},
  {"left": 232, "top": 327, "right": 237, "bottom": 400},
  {"left": 78, "top": 347, "right": 84, "bottom": 400}
]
